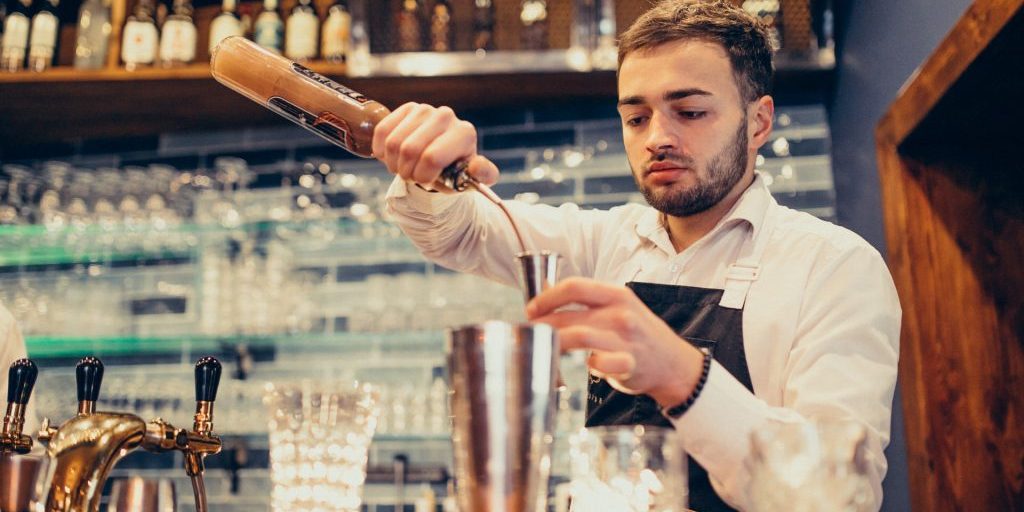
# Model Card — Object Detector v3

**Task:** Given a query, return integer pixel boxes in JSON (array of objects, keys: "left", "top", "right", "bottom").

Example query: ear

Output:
[{"left": 748, "top": 95, "right": 775, "bottom": 151}]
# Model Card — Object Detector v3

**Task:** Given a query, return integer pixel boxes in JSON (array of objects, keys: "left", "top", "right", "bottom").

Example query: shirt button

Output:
[{"left": 669, "top": 264, "right": 681, "bottom": 273}]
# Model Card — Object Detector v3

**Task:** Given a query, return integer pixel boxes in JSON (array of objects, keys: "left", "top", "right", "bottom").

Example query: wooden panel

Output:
[{"left": 877, "top": 1, "right": 1024, "bottom": 510}]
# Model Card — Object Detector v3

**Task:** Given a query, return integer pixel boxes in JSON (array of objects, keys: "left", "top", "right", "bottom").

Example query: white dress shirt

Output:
[
  {"left": 0, "top": 303, "right": 38, "bottom": 436},
  {"left": 386, "top": 173, "right": 901, "bottom": 511}
]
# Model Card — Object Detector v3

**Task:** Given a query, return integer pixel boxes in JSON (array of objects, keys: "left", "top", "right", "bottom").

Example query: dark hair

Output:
[{"left": 618, "top": 0, "right": 775, "bottom": 103}]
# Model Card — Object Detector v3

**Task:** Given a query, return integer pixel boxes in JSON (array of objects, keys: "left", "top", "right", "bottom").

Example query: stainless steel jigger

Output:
[
  {"left": 516, "top": 251, "right": 561, "bottom": 303},
  {"left": 447, "top": 321, "right": 559, "bottom": 512}
]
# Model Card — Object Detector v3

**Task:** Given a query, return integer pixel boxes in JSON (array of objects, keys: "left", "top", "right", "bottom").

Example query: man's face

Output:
[{"left": 617, "top": 40, "right": 754, "bottom": 217}]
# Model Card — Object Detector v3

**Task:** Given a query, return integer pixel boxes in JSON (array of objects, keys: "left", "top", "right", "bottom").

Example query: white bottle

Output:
[
  {"left": 320, "top": 0, "right": 349, "bottom": 63},
  {"left": 284, "top": 0, "right": 317, "bottom": 61},
  {"left": 159, "top": 0, "right": 196, "bottom": 66},
  {"left": 28, "top": 0, "right": 60, "bottom": 71},
  {"left": 208, "top": 0, "right": 243, "bottom": 54},
  {"left": 1, "top": 0, "right": 32, "bottom": 72},
  {"left": 121, "top": 0, "right": 158, "bottom": 70},
  {"left": 252, "top": 0, "right": 283, "bottom": 53}
]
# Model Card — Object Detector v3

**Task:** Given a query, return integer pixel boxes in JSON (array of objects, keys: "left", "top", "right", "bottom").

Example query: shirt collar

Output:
[{"left": 633, "top": 171, "right": 773, "bottom": 253}]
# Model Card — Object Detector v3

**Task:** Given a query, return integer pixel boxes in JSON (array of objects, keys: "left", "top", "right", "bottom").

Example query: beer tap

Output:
[
  {"left": 40, "top": 356, "right": 223, "bottom": 512},
  {"left": 1, "top": 358, "right": 38, "bottom": 454}
]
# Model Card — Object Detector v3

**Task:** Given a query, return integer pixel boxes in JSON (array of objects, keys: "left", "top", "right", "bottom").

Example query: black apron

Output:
[{"left": 585, "top": 207, "right": 773, "bottom": 511}]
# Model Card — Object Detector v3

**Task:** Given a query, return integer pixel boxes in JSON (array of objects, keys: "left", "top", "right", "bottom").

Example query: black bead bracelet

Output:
[{"left": 662, "top": 350, "right": 713, "bottom": 419}]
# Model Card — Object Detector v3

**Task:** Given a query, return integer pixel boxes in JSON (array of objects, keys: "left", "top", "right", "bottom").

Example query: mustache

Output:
[{"left": 647, "top": 152, "right": 695, "bottom": 168}]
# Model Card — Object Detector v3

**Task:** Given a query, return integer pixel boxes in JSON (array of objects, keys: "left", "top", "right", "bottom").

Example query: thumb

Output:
[{"left": 468, "top": 155, "right": 500, "bottom": 185}]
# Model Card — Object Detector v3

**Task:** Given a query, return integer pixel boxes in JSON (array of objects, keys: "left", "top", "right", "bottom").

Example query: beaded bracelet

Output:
[{"left": 662, "top": 350, "right": 713, "bottom": 419}]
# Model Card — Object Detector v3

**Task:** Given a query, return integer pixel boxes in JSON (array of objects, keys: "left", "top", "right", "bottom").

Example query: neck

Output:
[{"left": 664, "top": 171, "right": 754, "bottom": 253}]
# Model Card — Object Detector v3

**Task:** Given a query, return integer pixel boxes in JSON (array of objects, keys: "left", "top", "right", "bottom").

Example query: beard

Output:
[{"left": 634, "top": 116, "right": 749, "bottom": 218}]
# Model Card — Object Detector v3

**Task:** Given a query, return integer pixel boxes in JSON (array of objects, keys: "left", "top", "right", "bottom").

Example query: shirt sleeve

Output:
[
  {"left": 670, "top": 243, "right": 901, "bottom": 511},
  {"left": 0, "top": 304, "right": 39, "bottom": 437},
  {"left": 384, "top": 176, "right": 606, "bottom": 285}
]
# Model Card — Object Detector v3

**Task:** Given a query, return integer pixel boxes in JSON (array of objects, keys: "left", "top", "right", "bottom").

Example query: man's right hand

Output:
[{"left": 372, "top": 102, "right": 499, "bottom": 188}]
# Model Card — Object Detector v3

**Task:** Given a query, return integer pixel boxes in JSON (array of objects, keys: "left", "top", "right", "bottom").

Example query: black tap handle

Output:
[
  {"left": 76, "top": 356, "right": 104, "bottom": 403},
  {"left": 194, "top": 356, "right": 222, "bottom": 402},
  {"left": 7, "top": 359, "right": 38, "bottom": 405}
]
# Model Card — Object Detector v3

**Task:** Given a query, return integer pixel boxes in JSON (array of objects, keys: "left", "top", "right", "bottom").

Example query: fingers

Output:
[
  {"left": 526, "top": 277, "right": 636, "bottom": 318},
  {"left": 467, "top": 155, "right": 499, "bottom": 185},
  {"left": 372, "top": 103, "right": 480, "bottom": 187},
  {"left": 588, "top": 351, "right": 636, "bottom": 379},
  {"left": 556, "top": 325, "right": 629, "bottom": 353}
]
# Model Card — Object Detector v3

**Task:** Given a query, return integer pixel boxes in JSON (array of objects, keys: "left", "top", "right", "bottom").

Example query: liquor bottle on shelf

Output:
[
  {"left": 208, "top": 0, "right": 243, "bottom": 55},
  {"left": 320, "top": 0, "right": 349, "bottom": 63},
  {"left": 519, "top": 0, "right": 548, "bottom": 50},
  {"left": 742, "top": 0, "right": 781, "bottom": 50},
  {"left": 1, "top": 0, "right": 32, "bottom": 71},
  {"left": 73, "top": 0, "right": 112, "bottom": 69},
  {"left": 252, "top": 0, "right": 282, "bottom": 54},
  {"left": 471, "top": 0, "right": 494, "bottom": 51},
  {"left": 394, "top": 0, "right": 422, "bottom": 52},
  {"left": 158, "top": 0, "right": 195, "bottom": 66},
  {"left": 429, "top": 0, "right": 452, "bottom": 52},
  {"left": 27, "top": 0, "right": 60, "bottom": 71},
  {"left": 284, "top": 0, "right": 317, "bottom": 61},
  {"left": 120, "top": 0, "right": 158, "bottom": 70}
]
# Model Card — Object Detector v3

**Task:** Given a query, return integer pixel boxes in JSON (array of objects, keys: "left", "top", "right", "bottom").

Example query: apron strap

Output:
[{"left": 719, "top": 201, "right": 776, "bottom": 310}]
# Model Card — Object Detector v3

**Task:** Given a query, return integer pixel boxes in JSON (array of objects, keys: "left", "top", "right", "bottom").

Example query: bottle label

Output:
[
  {"left": 267, "top": 96, "right": 355, "bottom": 152},
  {"left": 285, "top": 11, "right": 318, "bottom": 60},
  {"left": 208, "top": 15, "right": 243, "bottom": 52},
  {"left": 122, "top": 20, "right": 158, "bottom": 64},
  {"left": 159, "top": 19, "right": 197, "bottom": 63},
  {"left": 321, "top": 10, "right": 350, "bottom": 59},
  {"left": 2, "top": 14, "right": 30, "bottom": 49},
  {"left": 291, "top": 63, "right": 368, "bottom": 108},
  {"left": 254, "top": 13, "right": 284, "bottom": 51},
  {"left": 29, "top": 11, "right": 58, "bottom": 48}
]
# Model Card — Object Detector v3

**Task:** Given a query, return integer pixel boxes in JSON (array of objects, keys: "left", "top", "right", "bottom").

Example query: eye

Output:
[
  {"left": 624, "top": 116, "right": 648, "bottom": 127},
  {"left": 678, "top": 111, "right": 706, "bottom": 120}
]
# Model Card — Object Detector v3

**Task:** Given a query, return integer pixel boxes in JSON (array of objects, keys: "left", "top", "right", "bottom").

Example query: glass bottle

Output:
[
  {"left": 471, "top": 0, "right": 494, "bottom": 51},
  {"left": 320, "top": 0, "right": 349, "bottom": 63},
  {"left": 159, "top": 0, "right": 196, "bottom": 66},
  {"left": 28, "top": 0, "right": 60, "bottom": 71},
  {"left": 1, "top": 0, "right": 32, "bottom": 71},
  {"left": 121, "top": 0, "right": 158, "bottom": 70},
  {"left": 394, "top": 0, "right": 422, "bottom": 52},
  {"left": 73, "top": 0, "right": 112, "bottom": 69},
  {"left": 252, "top": 0, "right": 282, "bottom": 53},
  {"left": 284, "top": 0, "right": 317, "bottom": 61},
  {"left": 429, "top": 0, "right": 451, "bottom": 52},
  {"left": 519, "top": 0, "right": 548, "bottom": 50},
  {"left": 208, "top": 0, "right": 242, "bottom": 55}
]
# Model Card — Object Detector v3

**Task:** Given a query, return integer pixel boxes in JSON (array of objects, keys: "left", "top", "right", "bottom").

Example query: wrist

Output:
[{"left": 648, "top": 345, "right": 705, "bottom": 407}]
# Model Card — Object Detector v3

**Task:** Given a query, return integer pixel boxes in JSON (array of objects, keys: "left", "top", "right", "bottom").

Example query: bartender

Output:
[
  {"left": 378, "top": 1, "right": 900, "bottom": 510},
  {"left": 1, "top": 302, "right": 37, "bottom": 434}
]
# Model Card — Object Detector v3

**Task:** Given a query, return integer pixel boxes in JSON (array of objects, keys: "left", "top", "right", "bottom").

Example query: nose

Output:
[{"left": 644, "top": 112, "right": 678, "bottom": 154}]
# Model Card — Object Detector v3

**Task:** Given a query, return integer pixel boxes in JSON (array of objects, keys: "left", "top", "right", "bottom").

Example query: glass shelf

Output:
[{"left": 25, "top": 330, "right": 445, "bottom": 359}]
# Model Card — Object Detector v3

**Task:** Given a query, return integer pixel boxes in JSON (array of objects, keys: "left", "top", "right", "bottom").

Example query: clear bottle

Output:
[
  {"left": 73, "top": 0, "right": 112, "bottom": 69},
  {"left": 158, "top": 0, "right": 196, "bottom": 66},
  {"left": 28, "top": 0, "right": 60, "bottom": 71},
  {"left": 394, "top": 0, "right": 422, "bottom": 52},
  {"left": 284, "top": 0, "right": 317, "bottom": 61},
  {"left": 319, "top": 0, "right": 349, "bottom": 63},
  {"left": 429, "top": 0, "right": 451, "bottom": 52},
  {"left": 1, "top": 0, "right": 32, "bottom": 71},
  {"left": 121, "top": 0, "right": 159, "bottom": 70},
  {"left": 208, "top": 0, "right": 242, "bottom": 55},
  {"left": 519, "top": 0, "right": 548, "bottom": 50},
  {"left": 471, "top": 0, "right": 494, "bottom": 51},
  {"left": 252, "top": 0, "right": 282, "bottom": 53}
]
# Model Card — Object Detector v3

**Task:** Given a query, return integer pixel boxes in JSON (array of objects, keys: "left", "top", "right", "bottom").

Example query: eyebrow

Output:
[{"left": 617, "top": 88, "right": 714, "bottom": 107}]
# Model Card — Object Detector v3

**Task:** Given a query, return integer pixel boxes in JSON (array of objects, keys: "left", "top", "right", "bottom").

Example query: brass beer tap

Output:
[
  {"left": 39, "top": 356, "right": 224, "bottom": 512},
  {"left": 1, "top": 358, "right": 38, "bottom": 454}
]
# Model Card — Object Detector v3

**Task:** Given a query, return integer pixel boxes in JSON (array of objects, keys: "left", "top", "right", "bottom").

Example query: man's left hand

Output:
[{"left": 525, "top": 277, "right": 705, "bottom": 407}]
